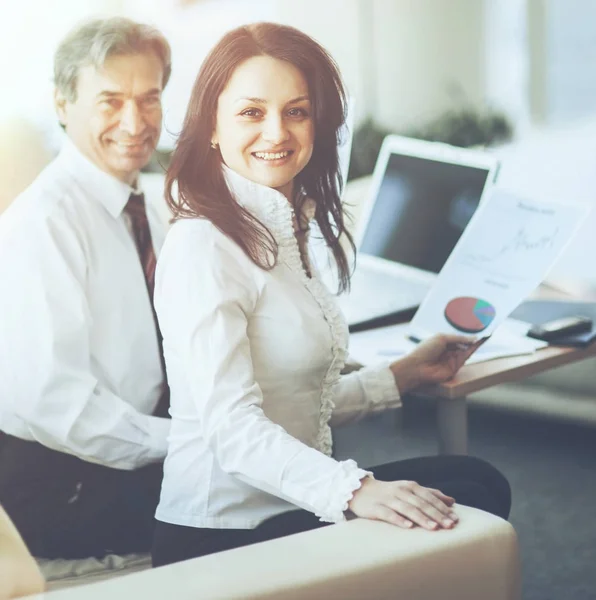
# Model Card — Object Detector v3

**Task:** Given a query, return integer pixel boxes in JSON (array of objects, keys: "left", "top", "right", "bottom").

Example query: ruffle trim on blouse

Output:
[
  {"left": 307, "top": 273, "right": 349, "bottom": 456},
  {"left": 224, "top": 167, "right": 350, "bottom": 459},
  {"left": 315, "top": 459, "right": 372, "bottom": 523},
  {"left": 270, "top": 202, "right": 350, "bottom": 458}
]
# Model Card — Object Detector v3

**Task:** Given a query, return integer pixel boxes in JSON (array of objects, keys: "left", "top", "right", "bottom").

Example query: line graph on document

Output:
[{"left": 458, "top": 221, "right": 562, "bottom": 282}]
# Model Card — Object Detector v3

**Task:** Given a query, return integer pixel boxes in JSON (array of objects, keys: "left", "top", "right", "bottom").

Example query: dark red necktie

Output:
[{"left": 124, "top": 193, "right": 170, "bottom": 418}]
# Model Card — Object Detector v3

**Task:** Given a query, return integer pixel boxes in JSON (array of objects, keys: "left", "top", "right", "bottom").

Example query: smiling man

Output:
[{"left": 0, "top": 18, "right": 172, "bottom": 559}]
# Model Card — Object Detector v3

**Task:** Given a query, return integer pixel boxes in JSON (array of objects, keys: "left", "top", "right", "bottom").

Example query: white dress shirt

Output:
[
  {"left": 154, "top": 167, "right": 401, "bottom": 529},
  {"left": 0, "top": 138, "right": 170, "bottom": 469}
]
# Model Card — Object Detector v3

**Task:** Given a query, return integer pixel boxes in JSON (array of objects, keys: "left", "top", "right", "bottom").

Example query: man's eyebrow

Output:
[
  {"left": 96, "top": 91, "right": 122, "bottom": 99},
  {"left": 96, "top": 88, "right": 162, "bottom": 99}
]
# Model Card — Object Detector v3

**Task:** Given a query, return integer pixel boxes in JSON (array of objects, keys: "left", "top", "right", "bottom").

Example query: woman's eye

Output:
[
  {"left": 288, "top": 108, "right": 308, "bottom": 118},
  {"left": 240, "top": 108, "right": 262, "bottom": 118}
]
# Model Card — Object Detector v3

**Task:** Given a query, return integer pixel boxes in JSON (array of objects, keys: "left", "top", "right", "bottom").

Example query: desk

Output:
[{"left": 419, "top": 341, "right": 596, "bottom": 454}]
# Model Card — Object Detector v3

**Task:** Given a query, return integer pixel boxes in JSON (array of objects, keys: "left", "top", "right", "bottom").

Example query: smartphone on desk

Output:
[{"left": 527, "top": 315, "right": 593, "bottom": 342}]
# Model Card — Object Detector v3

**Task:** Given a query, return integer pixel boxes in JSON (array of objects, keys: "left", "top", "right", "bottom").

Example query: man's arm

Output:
[
  {"left": 0, "top": 505, "right": 45, "bottom": 599},
  {"left": 0, "top": 208, "right": 169, "bottom": 469}
]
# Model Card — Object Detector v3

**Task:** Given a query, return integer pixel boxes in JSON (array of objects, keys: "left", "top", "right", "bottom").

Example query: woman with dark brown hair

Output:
[{"left": 151, "top": 22, "right": 510, "bottom": 567}]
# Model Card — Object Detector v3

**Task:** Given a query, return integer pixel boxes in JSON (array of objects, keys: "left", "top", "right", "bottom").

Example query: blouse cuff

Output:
[
  {"left": 316, "top": 459, "right": 372, "bottom": 523},
  {"left": 358, "top": 363, "right": 402, "bottom": 413}
]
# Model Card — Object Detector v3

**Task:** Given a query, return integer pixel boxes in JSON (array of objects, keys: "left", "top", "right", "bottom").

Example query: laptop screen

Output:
[{"left": 358, "top": 153, "right": 492, "bottom": 274}]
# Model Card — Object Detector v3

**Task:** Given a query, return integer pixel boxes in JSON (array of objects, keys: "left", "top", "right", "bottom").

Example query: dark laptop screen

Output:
[{"left": 359, "top": 153, "right": 492, "bottom": 274}]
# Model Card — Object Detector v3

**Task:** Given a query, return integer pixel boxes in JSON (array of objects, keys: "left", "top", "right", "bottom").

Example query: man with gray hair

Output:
[{"left": 0, "top": 17, "right": 173, "bottom": 559}]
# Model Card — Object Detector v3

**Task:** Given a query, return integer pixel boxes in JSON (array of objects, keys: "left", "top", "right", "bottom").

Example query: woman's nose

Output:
[{"left": 261, "top": 115, "right": 290, "bottom": 145}]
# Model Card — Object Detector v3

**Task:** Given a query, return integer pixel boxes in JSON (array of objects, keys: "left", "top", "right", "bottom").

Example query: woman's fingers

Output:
[
  {"left": 442, "top": 334, "right": 477, "bottom": 347},
  {"left": 414, "top": 487, "right": 453, "bottom": 513},
  {"left": 444, "top": 341, "right": 480, "bottom": 372},
  {"left": 452, "top": 337, "right": 489, "bottom": 360},
  {"left": 385, "top": 499, "right": 434, "bottom": 529},
  {"left": 373, "top": 505, "right": 414, "bottom": 528},
  {"left": 414, "top": 488, "right": 459, "bottom": 523},
  {"left": 386, "top": 484, "right": 460, "bottom": 529},
  {"left": 427, "top": 487, "right": 456, "bottom": 506},
  {"left": 407, "top": 494, "right": 457, "bottom": 529},
  {"left": 385, "top": 498, "right": 448, "bottom": 530}
]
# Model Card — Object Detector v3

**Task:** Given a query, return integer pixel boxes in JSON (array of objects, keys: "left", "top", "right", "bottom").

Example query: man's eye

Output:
[
  {"left": 142, "top": 96, "right": 160, "bottom": 107},
  {"left": 102, "top": 99, "right": 121, "bottom": 109}
]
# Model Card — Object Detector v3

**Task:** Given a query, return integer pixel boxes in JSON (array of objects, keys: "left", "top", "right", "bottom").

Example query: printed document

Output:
[
  {"left": 349, "top": 319, "right": 548, "bottom": 367},
  {"left": 408, "top": 189, "right": 589, "bottom": 340}
]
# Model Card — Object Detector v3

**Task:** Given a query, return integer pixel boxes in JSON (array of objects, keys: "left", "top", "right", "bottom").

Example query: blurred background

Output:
[
  {"left": 1, "top": 0, "right": 595, "bottom": 158},
  {"left": 3, "top": 0, "right": 595, "bottom": 287}
]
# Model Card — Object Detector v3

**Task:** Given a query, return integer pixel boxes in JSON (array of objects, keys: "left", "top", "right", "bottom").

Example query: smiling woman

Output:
[
  {"left": 151, "top": 21, "right": 511, "bottom": 569},
  {"left": 166, "top": 21, "right": 352, "bottom": 289}
]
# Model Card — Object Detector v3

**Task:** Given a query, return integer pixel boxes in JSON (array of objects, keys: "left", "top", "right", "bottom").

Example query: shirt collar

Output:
[
  {"left": 58, "top": 137, "right": 139, "bottom": 218},
  {"left": 222, "top": 165, "right": 316, "bottom": 236}
]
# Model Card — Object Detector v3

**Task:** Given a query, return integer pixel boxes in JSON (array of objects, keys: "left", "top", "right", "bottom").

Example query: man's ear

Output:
[{"left": 54, "top": 88, "right": 68, "bottom": 128}]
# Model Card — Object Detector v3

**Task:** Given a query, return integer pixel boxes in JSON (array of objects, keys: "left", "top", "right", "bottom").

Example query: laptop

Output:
[{"left": 340, "top": 134, "right": 500, "bottom": 329}]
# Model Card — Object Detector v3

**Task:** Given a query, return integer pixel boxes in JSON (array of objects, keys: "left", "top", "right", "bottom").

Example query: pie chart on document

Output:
[{"left": 444, "top": 297, "right": 496, "bottom": 334}]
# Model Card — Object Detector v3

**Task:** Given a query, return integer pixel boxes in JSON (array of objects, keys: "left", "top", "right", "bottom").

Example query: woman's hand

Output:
[
  {"left": 348, "top": 477, "right": 458, "bottom": 530},
  {"left": 0, "top": 506, "right": 45, "bottom": 598},
  {"left": 389, "top": 334, "right": 482, "bottom": 394}
]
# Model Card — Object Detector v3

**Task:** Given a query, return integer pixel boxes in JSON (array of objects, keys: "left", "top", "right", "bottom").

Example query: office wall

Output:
[
  {"left": 0, "top": 0, "right": 125, "bottom": 121},
  {"left": 0, "top": 0, "right": 508, "bottom": 138},
  {"left": 370, "top": 0, "right": 487, "bottom": 130},
  {"left": 277, "top": 0, "right": 489, "bottom": 131},
  {"left": 273, "top": 0, "right": 368, "bottom": 124}
]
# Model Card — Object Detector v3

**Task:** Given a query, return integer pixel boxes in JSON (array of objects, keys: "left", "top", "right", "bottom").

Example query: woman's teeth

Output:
[{"left": 253, "top": 151, "right": 291, "bottom": 160}]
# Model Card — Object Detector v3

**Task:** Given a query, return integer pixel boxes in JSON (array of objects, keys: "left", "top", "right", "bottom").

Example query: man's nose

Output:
[
  {"left": 119, "top": 101, "right": 145, "bottom": 136},
  {"left": 262, "top": 115, "right": 290, "bottom": 145}
]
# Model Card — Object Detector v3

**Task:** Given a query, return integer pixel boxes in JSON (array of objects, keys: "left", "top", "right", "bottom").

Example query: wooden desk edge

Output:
[{"left": 422, "top": 343, "right": 596, "bottom": 400}]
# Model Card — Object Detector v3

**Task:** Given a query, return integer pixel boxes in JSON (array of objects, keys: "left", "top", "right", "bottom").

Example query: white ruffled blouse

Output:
[{"left": 154, "top": 167, "right": 401, "bottom": 529}]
